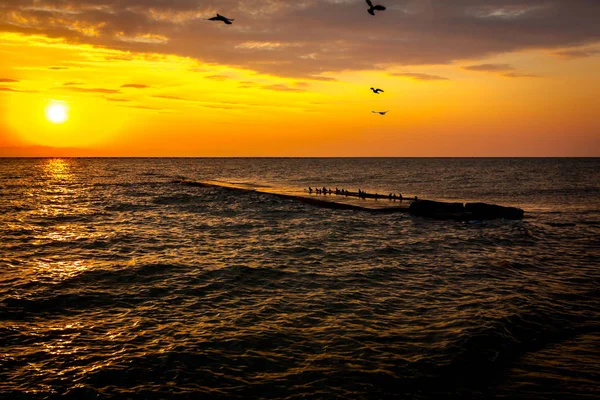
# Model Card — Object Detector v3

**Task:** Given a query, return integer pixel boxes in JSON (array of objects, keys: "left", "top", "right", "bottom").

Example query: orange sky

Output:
[{"left": 0, "top": 1, "right": 599, "bottom": 156}]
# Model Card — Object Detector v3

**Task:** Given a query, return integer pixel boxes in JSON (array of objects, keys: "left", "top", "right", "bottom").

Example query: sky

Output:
[{"left": 0, "top": 0, "right": 599, "bottom": 156}]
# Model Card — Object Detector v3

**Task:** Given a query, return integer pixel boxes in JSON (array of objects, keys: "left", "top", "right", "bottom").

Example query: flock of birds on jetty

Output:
[
  {"left": 306, "top": 186, "right": 418, "bottom": 202},
  {"left": 206, "top": 0, "right": 390, "bottom": 115}
]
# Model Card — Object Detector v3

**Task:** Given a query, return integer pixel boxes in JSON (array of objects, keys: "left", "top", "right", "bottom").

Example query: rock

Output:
[
  {"left": 410, "top": 200, "right": 525, "bottom": 220},
  {"left": 409, "top": 200, "right": 465, "bottom": 219},
  {"left": 465, "top": 203, "right": 524, "bottom": 220}
]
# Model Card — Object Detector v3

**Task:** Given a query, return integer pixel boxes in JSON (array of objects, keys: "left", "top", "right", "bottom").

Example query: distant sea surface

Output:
[{"left": 1, "top": 158, "right": 599, "bottom": 399}]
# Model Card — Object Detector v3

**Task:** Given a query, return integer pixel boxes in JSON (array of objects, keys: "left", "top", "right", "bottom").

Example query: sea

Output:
[{"left": 1, "top": 158, "right": 599, "bottom": 399}]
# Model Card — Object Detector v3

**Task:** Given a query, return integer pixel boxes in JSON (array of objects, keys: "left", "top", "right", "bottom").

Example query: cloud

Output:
[
  {"left": 262, "top": 84, "right": 306, "bottom": 92},
  {"left": 555, "top": 48, "right": 600, "bottom": 58},
  {"left": 0, "top": 86, "right": 36, "bottom": 93},
  {"left": 121, "top": 104, "right": 165, "bottom": 111},
  {"left": 200, "top": 104, "right": 238, "bottom": 110},
  {"left": 0, "top": 145, "right": 97, "bottom": 157},
  {"left": 0, "top": 1, "right": 599, "bottom": 78},
  {"left": 306, "top": 76, "right": 337, "bottom": 82},
  {"left": 0, "top": 78, "right": 19, "bottom": 83},
  {"left": 62, "top": 87, "right": 121, "bottom": 94},
  {"left": 105, "top": 97, "right": 130, "bottom": 102},
  {"left": 463, "top": 63, "right": 539, "bottom": 77},
  {"left": 390, "top": 72, "right": 449, "bottom": 81},
  {"left": 152, "top": 95, "right": 190, "bottom": 101},
  {"left": 48, "top": 66, "right": 69, "bottom": 70},
  {"left": 502, "top": 72, "right": 541, "bottom": 78},
  {"left": 0, "top": 86, "right": 22, "bottom": 92},
  {"left": 463, "top": 64, "right": 515, "bottom": 72},
  {"left": 204, "top": 75, "right": 229, "bottom": 81},
  {"left": 121, "top": 83, "right": 150, "bottom": 89},
  {"left": 117, "top": 33, "right": 169, "bottom": 44}
]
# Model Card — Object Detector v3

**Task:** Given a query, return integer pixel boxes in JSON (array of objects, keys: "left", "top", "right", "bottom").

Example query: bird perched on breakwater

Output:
[
  {"left": 366, "top": 0, "right": 386, "bottom": 16},
  {"left": 206, "top": 14, "right": 234, "bottom": 24},
  {"left": 372, "top": 110, "right": 389, "bottom": 115},
  {"left": 370, "top": 87, "right": 384, "bottom": 94}
]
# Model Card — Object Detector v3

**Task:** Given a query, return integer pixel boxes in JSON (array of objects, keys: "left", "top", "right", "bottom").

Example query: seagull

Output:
[
  {"left": 370, "top": 87, "right": 384, "bottom": 94},
  {"left": 372, "top": 110, "right": 389, "bottom": 115},
  {"left": 206, "top": 14, "right": 234, "bottom": 24},
  {"left": 366, "top": 0, "right": 386, "bottom": 16}
]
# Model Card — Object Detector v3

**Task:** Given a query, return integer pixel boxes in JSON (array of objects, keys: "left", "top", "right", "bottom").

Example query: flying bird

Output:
[
  {"left": 206, "top": 14, "right": 234, "bottom": 24},
  {"left": 370, "top": 87, "right": 384, "bottom": 94},
  {"left": 372, "top": 110, "right": 389, "bottom": 115},
  {"left": 366, "top": 0, "right": 386, "bottom": 16}
]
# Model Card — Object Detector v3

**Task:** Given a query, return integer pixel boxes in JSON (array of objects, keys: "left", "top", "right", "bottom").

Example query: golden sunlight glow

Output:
[
  {"left": 44, "top": 158, "right": 72, "bottom": 180},
  {"left": 45, "top": 101, "right": 69, "bottom": 124},
  {"left": 0, "top": 31, "right": 599, "bottom": 156}
]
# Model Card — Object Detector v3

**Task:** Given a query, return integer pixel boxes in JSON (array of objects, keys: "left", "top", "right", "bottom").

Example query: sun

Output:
[{"left": 45, "top": 101, "right": 69, "bottom": 124}]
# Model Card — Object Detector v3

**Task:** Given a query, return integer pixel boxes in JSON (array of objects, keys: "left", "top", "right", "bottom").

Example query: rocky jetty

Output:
[
  {"left": 409, "top": 200, "right": 524, "bottom": 220},
  {"left": 408, "top": 200, "right": 465, "bottom": 219},
  {"left": 174, "top": 180, "right": 525, "bottom": 220},
  {"left": 465, "top": 202, "right": 524, "bottom": 220}
]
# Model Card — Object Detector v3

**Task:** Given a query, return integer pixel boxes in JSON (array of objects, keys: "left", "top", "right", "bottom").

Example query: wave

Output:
[
  {"left": 104, "top": 203, "right": 150, "bottom": 212},
  {"left": 60, "top": 262, "right": 190, "bottom": 288},
  {"left": 433, "top": 308, "right": 600, "bottom": 393},
  {"left": 151, "top": 193, "right": 210, "bottom": 205},
  {"left": 0, "top": 291, "right": 134, "bottom": 320}
]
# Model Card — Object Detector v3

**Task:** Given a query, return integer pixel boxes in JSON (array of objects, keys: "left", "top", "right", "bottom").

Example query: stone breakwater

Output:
[
  {"left": 175, "top": 180, "right": 524, "bottom": 220},
  {"left": 409, "top": 200, "right": 524, "bottom": 220}
]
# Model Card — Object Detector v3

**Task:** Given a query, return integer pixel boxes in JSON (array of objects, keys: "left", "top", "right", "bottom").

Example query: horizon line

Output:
[{"left": 1, "top": 156, "right": 598, "bottom": 159}]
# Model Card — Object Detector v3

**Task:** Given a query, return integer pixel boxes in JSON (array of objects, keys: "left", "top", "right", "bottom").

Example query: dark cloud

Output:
[
  {"left": 48, "top": 66, "right": 69, "bottom": 70},
  {"left": 62, "top": 86, "right": 121, "bottom": 94},
  {"left": 463, "top": 64, "right": 515, "bottom": 72},
  {"left": 63, "top": 81, "right": 81, "bottom": 86},
  {"left": 200, "top": 104, "right": 238, "bottom": 110},
  {"left": 0, "top": 86, "right": 22, "bottom": 92},
  {"left": 555, "top": 48, "right": 600, "bottom": 58},
  {"left": 152, "top": 95, "right": 190, "bottom": 101},
  {"left": 0, "top": 78, "right": 19, "bottom": 83},
  {"left": 204, "top": 75, "right": 229, "bottom": 81},
  {"left": 238, "top": 81, "right": 257, "bottom": 88},
  {"left": 1, "top": 1, "right": 599, "bottom": 78},
  {"left": 106, "top": 97, "right": 130, "bottom": 102},
  {"left": 121, "top": 83, "right": 150, "bottom": 88},
  {"left": 502, "top": 72, "right": 541, "bottom": 78},
  {"left": 0, "top": 86, "right": 36, "bottom": 93},
  {"left": 121, "top": 104, "right": 165, "bottom": 111},
  {"left": 390, "top": 72, "right": 449, "bottom": 81}
]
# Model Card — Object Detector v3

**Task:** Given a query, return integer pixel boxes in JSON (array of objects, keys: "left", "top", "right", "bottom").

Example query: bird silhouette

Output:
[
  {"left": 370, "top": 87, "right": 384, "bottom": 94},
  {"left": 366, "top": 0, "right": 386, "bottom": 16},
  {"left": 206, "top": 14, "right": 234, "bottom": 24},
  {"left": 372, "top": 110, "right": 389, "bottom": 115}
]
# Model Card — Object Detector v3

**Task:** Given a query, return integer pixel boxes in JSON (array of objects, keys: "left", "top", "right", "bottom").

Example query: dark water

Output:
[{"left": 1, "top": 158, "right": 599, "bottom": 399}]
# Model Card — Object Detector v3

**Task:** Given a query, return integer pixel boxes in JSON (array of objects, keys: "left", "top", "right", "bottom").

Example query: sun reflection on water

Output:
[
  {"left": 43, "top": 158, "right": 73, "bottom": 181},
  {"left": 34, "top": 260, "right": 92, "bottom": 281},
  {"left": 33, "top": 158, "right": 99, "bottom": 281}
]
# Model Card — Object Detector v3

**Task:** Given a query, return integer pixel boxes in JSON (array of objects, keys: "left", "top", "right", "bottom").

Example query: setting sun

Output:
[{"left": 45, "top": 102, "right": 69, "bottom": 124}]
